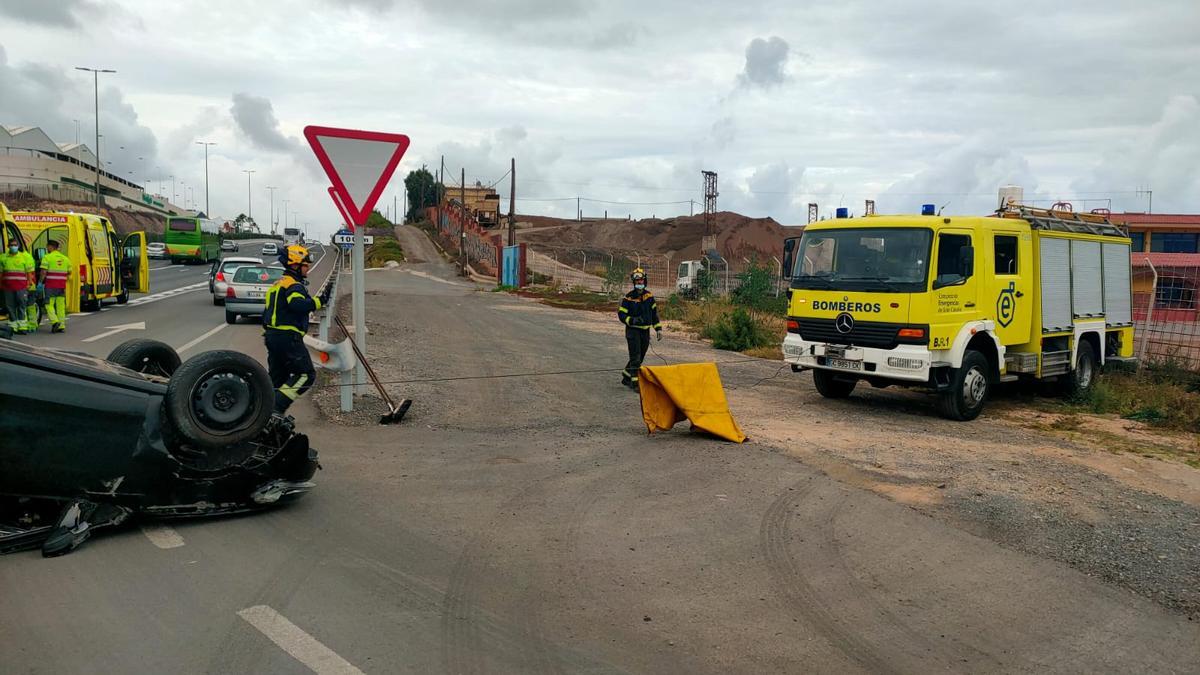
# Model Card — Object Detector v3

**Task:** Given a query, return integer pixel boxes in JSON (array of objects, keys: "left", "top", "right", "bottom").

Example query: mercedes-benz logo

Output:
[{"left": 834, "top": 312, "right": 855, "bottom": 334}]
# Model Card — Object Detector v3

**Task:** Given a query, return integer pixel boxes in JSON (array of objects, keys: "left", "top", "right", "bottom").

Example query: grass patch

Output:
[
  {"left": 365, "top": 237, "right": 405, "bottom": 266},
  {"left": 515, "top": 285, "right": 619, "bottom": 312},
  {"left": 1080, "top": 368, "right": 1200, "bottom": 433}
]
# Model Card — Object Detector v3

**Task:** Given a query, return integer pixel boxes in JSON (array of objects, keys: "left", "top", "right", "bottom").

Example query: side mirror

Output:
[
  {"left": 958, "top": 246, "right": 975, "bottom": 279},
  {"left": 781, "top": 237, "right": 799, "bottom": 280}
]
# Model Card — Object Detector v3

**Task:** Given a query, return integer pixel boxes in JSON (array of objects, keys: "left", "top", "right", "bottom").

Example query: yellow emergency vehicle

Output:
[
  {"left": 781, "top": 204, "right": 1134, "bottom": 420},
  {"left": 0, "top": 201, "right": 25, "bottom": 323},
  {"left": 14, "top": 211, "right": 149, "bottom": 312}
]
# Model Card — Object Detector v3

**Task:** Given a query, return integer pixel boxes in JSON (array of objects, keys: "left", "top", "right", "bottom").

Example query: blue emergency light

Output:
[
  {"left": 921, "top": 204, "right": 936, "bottom": 216},
  {"left": 835, "top": 207, "right": 849, "bottom": 219}
]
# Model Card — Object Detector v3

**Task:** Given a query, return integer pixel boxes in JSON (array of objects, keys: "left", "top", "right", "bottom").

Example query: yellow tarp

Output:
[{"left": 638, "top": 363, "right": 747, "bottom": 443}]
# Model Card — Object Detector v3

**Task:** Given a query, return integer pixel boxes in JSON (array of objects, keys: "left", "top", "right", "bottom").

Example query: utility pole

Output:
[
  {"left": 282, "top": 199, "right": 289, "bottom": 233},
  {"left": 196, "top": 141, "right": 215, "bottom": 215},
  {"left": 460, "top": 167, "right": 467, "bottom": 276},
  {"left": 266, "top": 186, "right": 277, "bottom": 235},
  {"left": 439, "top": 155, "right": 446, "bottom": 226},
  {"left": 242, "top": 169, "right": 256, "bottom": 223},
  {"left": 577, "top": 196, "right": 581, "bottom": 222},
  {"left": 507, "top": 157, "right": 516, "bottom": 247},
  {"left": 75, "top": 66, "right": 116, "bottom": 210}
]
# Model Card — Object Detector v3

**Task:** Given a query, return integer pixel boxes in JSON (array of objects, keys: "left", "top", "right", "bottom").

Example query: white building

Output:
[{"left": 0, "top": 124, "right": 187, "bottom": 216}]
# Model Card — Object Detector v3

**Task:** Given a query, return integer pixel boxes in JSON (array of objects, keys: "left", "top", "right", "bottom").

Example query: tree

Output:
[{"left": 404, "top": 168, "right": 443, "bottom": 223}]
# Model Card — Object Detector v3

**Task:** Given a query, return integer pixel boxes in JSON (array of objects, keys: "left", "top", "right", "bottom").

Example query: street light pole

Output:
[
  {"left": 266, "top": 186, "right": 277, "bottom": 235},
  {"left": 75, "top": 66, "right": 116, "bottom": 210},
  {"left": 196, "top": 141, "right": 216, "bottom": 215},
  {"left": 242, "top": 169, "right": 255, "bottom": 224},
  {"left": 282, "top": 199, "right": 289, "bottom": 234}
]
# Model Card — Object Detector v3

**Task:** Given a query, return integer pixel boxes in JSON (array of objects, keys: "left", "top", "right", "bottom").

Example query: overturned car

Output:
[{"left": 0, "top": 337, "right": 318, "bottom": 556}]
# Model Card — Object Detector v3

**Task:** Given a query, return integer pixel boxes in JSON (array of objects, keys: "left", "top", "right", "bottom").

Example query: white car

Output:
[
  {"left": 210, "top": 256, "right": 264, "bottom": 306},
  {"left": 261, "top": 242, "right": 279, "bottom": 257},
  {"left": 225, "top": 265, "right": 285, "bottom": 324},
  {"left": 147, "top": 242, "right": 167, "bottom": 259}
]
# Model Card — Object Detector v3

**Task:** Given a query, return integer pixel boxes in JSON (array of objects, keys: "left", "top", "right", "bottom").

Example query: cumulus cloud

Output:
[
  {"left": 881, "top": 139, "right": 1039, "bottom": 215},
  {"left": 230, "top": 93, "right": 296, "bottom": 154},
  {"left": 737, "top": 36, "right": 790, "bottom": 89}
]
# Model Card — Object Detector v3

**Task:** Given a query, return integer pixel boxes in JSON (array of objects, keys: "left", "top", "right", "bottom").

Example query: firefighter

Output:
[
  {"left": 1, "top": 241, "right": 35, "bottom": 334},
  {"left": 263, "top": 244, "right": 330, "bottom": 414},
  {"left": 37, "top": 239, "right": 71, "bottom": 333},
  {"left": 617, "top": 268, "right": 662, "bottom": 390}
]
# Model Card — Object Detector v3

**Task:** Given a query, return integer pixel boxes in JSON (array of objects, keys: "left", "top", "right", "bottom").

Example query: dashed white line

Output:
[
  {"left": 177, "top": 323, "right": 228, "bottom": 354},
  {"left": 126, "top": 281, "right": 208, "bottom": 307},
  {"left": 237, "top": 605, "right": 364, "bottom": 675},
  {"left": 140, "top": 523, "right": 185, "bottom": 549}
]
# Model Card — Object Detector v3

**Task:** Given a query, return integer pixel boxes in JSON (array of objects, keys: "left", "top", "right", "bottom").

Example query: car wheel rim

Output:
[
  {"left": 191, "top": 370, "right": 254, "bottom": 430},
  {"left": 962, "top": 367, "right": 987, "bottom": 407}
]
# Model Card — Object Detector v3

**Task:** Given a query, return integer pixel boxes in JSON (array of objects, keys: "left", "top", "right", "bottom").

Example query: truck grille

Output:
[{"left": 794, "top": 318, "right": 909, "bottom": 349}]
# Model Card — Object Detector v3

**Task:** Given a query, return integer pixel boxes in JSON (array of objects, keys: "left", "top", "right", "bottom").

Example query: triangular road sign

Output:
[
  {"left": 328, "top": 186, "right": 355, "bottom": 230},
  {"left": 304, "top": 125, "right": 411, "bottom": 227}
]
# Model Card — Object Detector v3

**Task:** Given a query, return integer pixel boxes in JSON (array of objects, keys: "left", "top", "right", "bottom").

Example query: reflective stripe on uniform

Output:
[{"left": 279, "top": 374, "right": 309, "bottom": 400}]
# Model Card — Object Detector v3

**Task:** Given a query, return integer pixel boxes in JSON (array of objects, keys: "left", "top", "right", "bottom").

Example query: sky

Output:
[{"left": 0, "top": 0, "right": 1197, "bottom": 238}]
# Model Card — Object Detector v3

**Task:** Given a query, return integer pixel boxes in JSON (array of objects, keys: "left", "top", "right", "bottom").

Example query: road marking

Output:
[
  {"left": 237, "top": 605, "right": 364, "bottom": 675},
  {"left": 178, "top": 323, "right": 228, "bottom": 354},
  {"left": 81, "top": 321, "right": 146, "bottom": 343},
  {"left": 140, "top": 523, "right": 185, "bottom": 549},
  {"left": 126, "top": 281, "right": 208, "bottom": 307}
]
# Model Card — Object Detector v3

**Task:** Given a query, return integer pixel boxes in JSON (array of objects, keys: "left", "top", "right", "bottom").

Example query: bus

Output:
[
  {"left": 283, "top": 227, "right": 303, "bottom": 246},
  {"left": 165, "top": 216, "right": 220, "bottom": 264}
]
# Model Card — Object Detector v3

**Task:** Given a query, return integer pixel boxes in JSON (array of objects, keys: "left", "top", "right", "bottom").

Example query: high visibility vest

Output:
[
  {"left": 1, "top": 251, "right": 34, "bottom": 291},
  {"left": 40, "top": 251, "right": 71, "bottom": 289}
]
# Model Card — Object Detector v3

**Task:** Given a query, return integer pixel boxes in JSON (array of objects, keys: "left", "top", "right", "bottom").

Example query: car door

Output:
[
  {"left": 120, "top": 232, "right": 149, "bottom": 293},
  {"left": 929, "top": 229, "right": 980, "bottom": 349},
  {"left": 987, "top": 228, "right": 1032, "bottom": 346}
]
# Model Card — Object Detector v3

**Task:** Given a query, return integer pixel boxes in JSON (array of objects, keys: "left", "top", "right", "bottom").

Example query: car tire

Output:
[
  {"left": 225, "top": 310, "right": 237, "bottom": 324},
  {"left": 1057, "top": 340, "right": 1098, "bottom": 399},
  {"left": 813, "top": 369, "right": 856, "bottom": 399},
  {"left": 213, "top": 296, "right": 224, "bottom": 306},
  {"left": 106, "top": 339, "right": 182, "bottom": 377},
  {"left": 165, "top": 350, "right": 274, "bottom": 450},
  {"left": 937, "top": 349, "right": 990, "bottom": 421}
]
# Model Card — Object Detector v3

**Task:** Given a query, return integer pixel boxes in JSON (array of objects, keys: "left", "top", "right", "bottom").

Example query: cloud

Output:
[
  {"left": 737, "top": 36, "right": 790, "bottom": 89},
  {"left": 881, "top": 138, "right": 1039, "bottom": 215},
  {"left": 0, "top": 0, "right": 102, "bottom": 28},
  {"left": 230, "top": 93, "right": 296, "bottom": 154},
  {"left": 336, "top": 0, "right": 589, "bottom": 25}
]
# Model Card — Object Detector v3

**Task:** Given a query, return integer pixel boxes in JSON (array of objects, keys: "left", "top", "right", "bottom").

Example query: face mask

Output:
[
  {"left": 634, "top": 283, "right": 646, "bottom": 290},
  {"left": 7, "top": 246, "right": 17, "bottom": 254}
]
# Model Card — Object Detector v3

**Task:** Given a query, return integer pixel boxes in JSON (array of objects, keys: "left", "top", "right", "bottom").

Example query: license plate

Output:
[
  {"left": 248, "top": 291, "right": 264, "bottom": 298},
  {"left": 827, "top": 357, "right": 861, "bottom": 371}
]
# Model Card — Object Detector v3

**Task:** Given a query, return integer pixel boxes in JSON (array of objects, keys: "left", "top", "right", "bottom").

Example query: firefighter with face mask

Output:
[
  {"left": 617, "top": 268, "right": 662, "bottom": 390},
  {"left": 263, "top": 245, "right": 330, "bottom": 414},
  {"left": 1, "top": 241, "right": 35, "bottom": 334}
]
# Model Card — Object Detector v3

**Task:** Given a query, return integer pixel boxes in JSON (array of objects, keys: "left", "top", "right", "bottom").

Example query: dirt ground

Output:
[{"left": 301, "top": 227, "right": 1199, "bottom": 672}]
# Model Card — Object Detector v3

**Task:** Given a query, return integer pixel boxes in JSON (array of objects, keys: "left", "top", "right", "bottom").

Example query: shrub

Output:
[
  {"left": 365, "top": 237, "right": 405, "bottom": 266},
  {"left": 703, "top": 307, "right": 774, "bottom": 352}
]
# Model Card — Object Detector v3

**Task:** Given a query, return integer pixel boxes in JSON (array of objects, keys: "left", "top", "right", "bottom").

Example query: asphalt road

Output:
[{"left": 1, "top": 229, "right": 1198, "bottom": 674}]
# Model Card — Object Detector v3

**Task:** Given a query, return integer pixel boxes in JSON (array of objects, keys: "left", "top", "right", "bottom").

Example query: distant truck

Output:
[
  {"left": 15, "top": 211, "right": 149, "bottom": 312},
  {"left": 781, "top": 204, "right": 1134, "bottom": 420}
]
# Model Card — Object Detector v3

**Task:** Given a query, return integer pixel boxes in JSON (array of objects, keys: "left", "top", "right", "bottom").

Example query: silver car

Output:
[
  {"left": 147, "top": 242, "right": 167, "bottom": 259},
  {"left": 210, "top": 256, "right": 264, "bottom": 306},
  {"left": 225, "top": 265, "right": 284, "bottom": 324}
]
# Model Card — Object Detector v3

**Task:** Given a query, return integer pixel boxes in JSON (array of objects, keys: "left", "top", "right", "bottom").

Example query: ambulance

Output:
[
  {"left": 14, "top": 211, "right": 149, "bottom": 313},
  {"left": 781, "top": 203, "right": 1134, "bottom": 420},
  {"left": 0, "top": 201, "right": 26, "bottom": 323}
]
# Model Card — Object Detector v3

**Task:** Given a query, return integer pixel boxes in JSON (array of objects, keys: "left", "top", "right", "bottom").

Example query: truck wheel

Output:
[
  {"left": 1057, "top": 340, "right": 1097, "bottom": 399},
  {"left": 107, "top": 339, "right": 181, "bottom": 377},
  {"left": 165, "top": 350, "right": 273, "bottom": 450},
  {"left": 937, "top": 349, "right": 990, "bottom": 421},
  {"left": 813, "top": 369, "right": 856, "bottom": 399}
]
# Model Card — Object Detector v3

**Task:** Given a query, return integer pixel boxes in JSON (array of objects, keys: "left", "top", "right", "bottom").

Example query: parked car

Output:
[
  {"left": 220, "top": 239, "right": 239, "bottom": 252},
  {"left": 225, "top": 265, "right": 284, "bottom": 324},
  {"left": 209, "top": 256, "right": 264, "bottom": 305},
  {"left": 261, "top": 242, "right": 279, "bottom": 257},
  {"left": 0, "top": 337, "right": 318, "bottom": 557},
  {"left": 147, "top": 241, "right": 168, "bottom": 259}
]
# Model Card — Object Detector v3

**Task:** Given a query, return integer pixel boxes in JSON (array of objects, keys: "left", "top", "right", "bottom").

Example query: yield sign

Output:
[
  {"left": 328, "top": 186, "right": 355, "bottom": 230},
  {"left": 304, "top": 125, "right": 411, "bottom": 227}
]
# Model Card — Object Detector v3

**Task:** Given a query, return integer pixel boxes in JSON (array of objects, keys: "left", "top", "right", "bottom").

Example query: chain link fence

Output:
[{"left": 1133, "top": 255, "right": 1200, "bottom": 371}]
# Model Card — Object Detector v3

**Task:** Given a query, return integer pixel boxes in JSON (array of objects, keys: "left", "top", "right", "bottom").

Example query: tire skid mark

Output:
[{"left": 758, "top": 477, "right": 899, "bottom": 675}]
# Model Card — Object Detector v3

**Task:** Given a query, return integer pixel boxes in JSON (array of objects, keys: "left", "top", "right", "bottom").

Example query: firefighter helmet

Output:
[
  {"left": 630, "top": 268, "right": 647, "bottom": 282},
  {"left": 281, "top": 244, "right": 313, "bottom": 268}
]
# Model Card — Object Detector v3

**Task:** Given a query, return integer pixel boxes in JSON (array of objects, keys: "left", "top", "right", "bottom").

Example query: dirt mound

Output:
[
  {"left": 1, "top": 195, "right": 165, "bottom": 236},
  {"left": 516, "top": 211, "right": 802, "bottom": 260}
]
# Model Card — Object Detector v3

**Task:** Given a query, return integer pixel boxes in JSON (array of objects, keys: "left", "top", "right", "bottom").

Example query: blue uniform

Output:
[{"left": 263, "top": 271, "right": 323, "bottom": 413}]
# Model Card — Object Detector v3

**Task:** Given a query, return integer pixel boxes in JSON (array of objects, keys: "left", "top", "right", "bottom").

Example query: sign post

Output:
[{"left": 305, "top": 125, "right": 411, "bottom": 408}]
